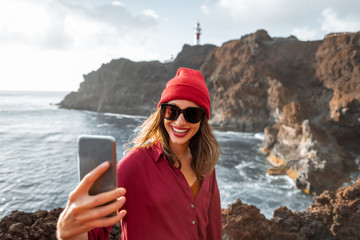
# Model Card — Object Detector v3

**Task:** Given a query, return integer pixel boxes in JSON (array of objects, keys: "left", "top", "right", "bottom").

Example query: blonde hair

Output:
[{"left": 125, "top": 108, "right": 221, "bottom": 179}]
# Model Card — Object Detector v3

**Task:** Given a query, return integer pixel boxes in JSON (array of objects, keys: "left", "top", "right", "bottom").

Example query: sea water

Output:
[{"left": 0, "top": 91, "right": 317, "bottom": 219}]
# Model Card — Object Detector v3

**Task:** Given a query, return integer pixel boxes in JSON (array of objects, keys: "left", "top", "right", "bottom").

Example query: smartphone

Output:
[{"left": 77, "top": 135, "right": 117, "bottom": 196}]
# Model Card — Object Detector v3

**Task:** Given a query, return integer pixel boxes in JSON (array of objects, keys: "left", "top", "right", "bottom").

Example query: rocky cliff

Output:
[
  {"left": 200, "top": 30, "right": 359, "bottom": 194},
  {"left": 59, "top": 30, "right": 360, "bottom": 195},
  {"left": 1, "top": 178, "right": 359, "bottom": 239},
  {"left": 59, "top": 44, "right": 216, "bottom": 116}
]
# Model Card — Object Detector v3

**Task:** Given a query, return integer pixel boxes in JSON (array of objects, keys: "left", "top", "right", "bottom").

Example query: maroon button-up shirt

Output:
[{"left": 89, "top": 142, "right": 222, "bottom": 240}]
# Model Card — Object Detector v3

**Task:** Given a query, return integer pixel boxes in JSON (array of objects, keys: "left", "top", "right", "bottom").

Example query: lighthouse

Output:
[{"left": 194, "top": 22, "right": 201, "bottom": 45}]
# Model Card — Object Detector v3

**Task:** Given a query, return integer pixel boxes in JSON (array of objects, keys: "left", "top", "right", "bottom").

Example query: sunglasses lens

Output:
[
  {"left": 161, "top": 104, "right": 205, "bottom": 123},
  {"left": 162, "top": 105, "right": 179, "bottom": 120},
  {"left": 184, "top": 108, "right": 204, "bottom": 123}
]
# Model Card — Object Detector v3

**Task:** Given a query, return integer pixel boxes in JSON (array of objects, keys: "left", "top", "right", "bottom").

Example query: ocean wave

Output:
[{"left": 103, "top": 112, "right": 146, "bottom": 119}]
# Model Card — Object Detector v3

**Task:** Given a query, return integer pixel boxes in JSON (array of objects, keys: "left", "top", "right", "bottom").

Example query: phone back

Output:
[{"left": 77, "top": 135, "right": 117, "bottom": 195}]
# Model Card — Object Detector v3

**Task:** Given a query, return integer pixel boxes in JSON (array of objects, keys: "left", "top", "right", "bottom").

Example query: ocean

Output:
[{"left": 0, "top": 90, "right": 317, "bottom": 220}]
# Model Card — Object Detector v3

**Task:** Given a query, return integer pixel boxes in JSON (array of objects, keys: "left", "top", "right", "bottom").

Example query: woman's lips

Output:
[{"left": 171, "top": 126, "right": 189, "bottom": 137}]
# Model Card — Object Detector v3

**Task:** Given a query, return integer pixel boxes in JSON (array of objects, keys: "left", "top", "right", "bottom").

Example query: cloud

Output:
[
  {"left": 290, "top": 28, "right": 322, "bottom": 41},
  {"left": 201, "top": 5, "right": 209, "bottom": 14},
  {"left": 0, "top": 0, "right": 53, "bottom": 46},
  {"left": 199, "top": 0, "right": 360, "bottom": 43},
  {"left": 143, "top": 9, "right": 159, "bottom": 20},
  {"left": 200, "top": 0, "right": 320, "bottom": 39},
  {"left": 111, "top": 1, "right": 124, "bottom": 7},
  {"left": 321, "top": 7, "right": 360, "bottom": 33},
  {"left": 290, "top": 5, "right": 360, "bottom": 40},
  {"left": 0, "top": 0, "right": 159, "bottom": 51},
  {"left": 213, "top": 0, "right": 306, "bottom": 24},
  {"left": 0, "top": 0, "right": 162, "bottom": 91}
]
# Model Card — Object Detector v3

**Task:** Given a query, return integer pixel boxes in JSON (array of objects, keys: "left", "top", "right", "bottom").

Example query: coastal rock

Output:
[
  {"left": 0, "top": 208, "right": 62, "bottom": 240},
  {"left": 262, "top": 106, "right": 355, "bottom": 194},
  {"left": 2, "top": 178, "right": 359, "bottom": 239},
  {"left": 200, "top": 29, "right": 320, "bottom": 132},
  {"left": 59, "top": 44, "right": 216, "bottom": 116},
  {"left": 315, "top": 33, "right": 360, "bottom": 137},
  {"left": 222, "top": 199, "right": 331, "bottom": 240},
  {"left": 221, "top": 199, "right": 271, "bottom": 239},
  {"left": 222, "top": 177, "right": 360, "bottom": 240},
  {"left": 0, "top": 207, "right": 122, "bottom": 239},
  {"left": 200, "top": 30, "right": 359, "bottom": 194}
]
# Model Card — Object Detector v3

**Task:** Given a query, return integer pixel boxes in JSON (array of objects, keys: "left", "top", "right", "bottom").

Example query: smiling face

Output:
[{"left": 163, "top": 99, "right": 202, "bottom": 149}]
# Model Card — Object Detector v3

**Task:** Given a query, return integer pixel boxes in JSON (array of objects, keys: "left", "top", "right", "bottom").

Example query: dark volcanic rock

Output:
[
  {"left": 0, "top": 207, "right": 122, "bottom": 239},
  {"left": 200, "top": 30, "right": 359, "bottom": 193},
  {"left": 222, "top": 199, "right": 331, "bottom": 240},
  {"left": 200, "top": 30, "right": 360, "bottom": 194},
  {"left": 201, "top": 30, "right": 321, "bottom": 132},
  {"left": 315, "top": 33, "right": 360, "bottom": 138},
  {"left": 222, "top": 199, "right": 272, "bottom": 240},
  {"left": 309, "top": 177, "right": 360, "bottom": 239},
  {"left": 1, "top": 178, "right": 359, "bottom": 239},
  {"left": 0, "top": 208, "right": 63, "bottom": 240},
  {"left": 201, "top": 30, "right": 359, "bottom": 194},
  {"left": 59, "top": 44, "right": 217, "bottom": 116},
  {"left": 222, "top": 177, "right": 360, "bottom": 240},
  {"left": 262, "top": 112, "right": 355, "bottom": 195},
  {"left": 257, "top": 32, "right": 360, "bottom": 194},
  {"left": 61, "top": 59, "right": 169, "bottom": 115}
]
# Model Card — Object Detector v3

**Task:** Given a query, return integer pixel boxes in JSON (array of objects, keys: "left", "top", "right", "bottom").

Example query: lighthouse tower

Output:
[{"left": 194, "top": 22, "right": 201, "bottom": 45}]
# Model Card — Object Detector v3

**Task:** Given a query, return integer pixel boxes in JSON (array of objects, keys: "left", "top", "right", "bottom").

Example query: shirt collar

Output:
[{"left": 151, "top": 141, "right": 164, "bottom": 163}]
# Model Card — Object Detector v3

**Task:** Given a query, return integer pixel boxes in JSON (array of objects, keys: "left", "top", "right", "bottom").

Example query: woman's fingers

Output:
[
  {"left": 86, "top": 187, "right": 126, "bottom": 209},
  {"left": 73, "top": 161, "right": 110, "bottom": 196},
  {"left": 78, "top": 196, "right": 126, "bottom": 222},
  {"left": 57, "top": 196, "right": 127, "bottom": 238},
  {"left": 88, "top": 209, "right": 127, "bottom": 230}
]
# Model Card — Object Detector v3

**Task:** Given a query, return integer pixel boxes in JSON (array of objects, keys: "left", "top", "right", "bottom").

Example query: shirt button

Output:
[
  {"left": 192, "top": 220, "right": 196, "bottom": 225},
  {"left": 190, "top": 204, "right": 195, "bottom": 208}
]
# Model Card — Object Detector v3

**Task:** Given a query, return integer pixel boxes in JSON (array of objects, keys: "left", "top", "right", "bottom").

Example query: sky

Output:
[{"left": 0, "top": 0, "right": 359, "bottom": 91}]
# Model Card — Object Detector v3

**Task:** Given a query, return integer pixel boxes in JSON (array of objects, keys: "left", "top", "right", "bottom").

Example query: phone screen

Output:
[{"left": 77, "top": 135, "right": 117, "bottom": 196}]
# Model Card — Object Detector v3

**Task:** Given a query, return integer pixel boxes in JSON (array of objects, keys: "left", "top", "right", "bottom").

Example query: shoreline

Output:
[{"left": 1, "top": 177, "right": 359, "bottom": 239}]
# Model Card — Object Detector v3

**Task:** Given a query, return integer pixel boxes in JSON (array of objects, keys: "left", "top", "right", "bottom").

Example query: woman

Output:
[{"left": 57, "top": 67, "right": 222, "bottom": 240}]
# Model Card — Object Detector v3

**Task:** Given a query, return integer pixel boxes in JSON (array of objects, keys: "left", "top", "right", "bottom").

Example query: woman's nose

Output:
[{"left": 175, "top": 113, "right": 187, "bottom": 125}]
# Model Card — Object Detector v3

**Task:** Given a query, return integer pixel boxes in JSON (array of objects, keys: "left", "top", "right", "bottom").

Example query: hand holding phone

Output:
[{"left": 56, "top": 161, "right": 126, "bottom": 239}]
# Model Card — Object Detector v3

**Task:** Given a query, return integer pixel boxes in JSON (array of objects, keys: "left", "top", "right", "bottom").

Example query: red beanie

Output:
[{"left": 157, "top": 67, "right": 211, "bottom": 119}]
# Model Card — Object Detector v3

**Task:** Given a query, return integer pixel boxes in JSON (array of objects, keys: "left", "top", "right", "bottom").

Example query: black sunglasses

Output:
[{"left": 160, "top": 103, "right": 205, "bottom": 124}]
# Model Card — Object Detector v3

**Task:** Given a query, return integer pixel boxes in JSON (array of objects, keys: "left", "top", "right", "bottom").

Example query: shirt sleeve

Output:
[
  {"left": 206, "top": 170, "right": 222, "bottom": 240},
  {"left": 88, "top": 226, "right": 112, "bottom": 240}
]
